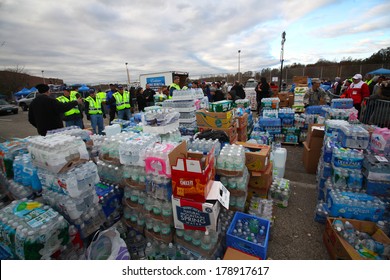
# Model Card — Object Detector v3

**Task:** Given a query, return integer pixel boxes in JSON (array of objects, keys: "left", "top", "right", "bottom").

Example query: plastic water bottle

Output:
[
  {"left": 166, "top": 242, "right": 176, "bottom": 260},
  {"left": 191, "top": 230, "right": 202, "bottom": 247},
  {"left": 201, "top": 231, "right": 212, "bottom": 251}
]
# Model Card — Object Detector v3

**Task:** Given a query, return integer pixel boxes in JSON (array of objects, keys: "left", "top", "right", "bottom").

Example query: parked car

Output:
[
  {"left": 17, "top": 92, "right": 37, "bottom": 111},
  {"left": 0, "top": 99, "right": 18, "bottom": 115}
]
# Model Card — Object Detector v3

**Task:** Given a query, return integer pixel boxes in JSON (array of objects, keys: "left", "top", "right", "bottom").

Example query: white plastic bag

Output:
[{"left": 86, "top": 228, "right": 130, "bottom": 260}]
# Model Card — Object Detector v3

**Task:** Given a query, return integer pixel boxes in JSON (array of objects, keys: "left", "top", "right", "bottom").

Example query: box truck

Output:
[{"left": 139, "top": 71, "right": 189, "bottom": 91}]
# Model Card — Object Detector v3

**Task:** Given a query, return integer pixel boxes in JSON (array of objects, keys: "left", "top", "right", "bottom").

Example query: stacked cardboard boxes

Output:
[
  {"left": 196, "top": 109, "right": 238, "bottom": 144},
  {"left": 303, "top": 124, "right": 325, "bottom": 174}
]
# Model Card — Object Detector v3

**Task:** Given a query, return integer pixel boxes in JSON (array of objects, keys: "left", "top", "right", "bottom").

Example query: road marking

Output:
[{"left": 0, "top": 118, "right": 13, "bottom": 122}]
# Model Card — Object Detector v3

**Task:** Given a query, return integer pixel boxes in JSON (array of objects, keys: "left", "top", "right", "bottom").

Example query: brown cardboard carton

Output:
[
  {"left": 323, "top": 217, "right": 390, "bottom": 260},
  {"left": 223, "top": 247, "right": 261, "bottom": 260},
  {"left": 293, "top": 76, "right": 308, "bottom": 85},
  {"left": 248, "top": 162, "right": 273, "bottom": 190},
  {"left": 235, "top": 113, "right": 248, "bottom": 128},
  {"left": 303, "top": 141, "right": 321, "bottom": 174},
  {"left": 235, "top": 142, "right": 271, "bottom": 172}
]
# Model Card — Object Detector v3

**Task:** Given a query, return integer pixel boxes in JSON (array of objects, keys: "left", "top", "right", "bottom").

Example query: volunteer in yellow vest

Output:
[
  {"left": 56, "top": 86, "right": 84, "bottom": 128},
  {"left": 108, "top": 85, "right": 131, "bottom": 120},
  {"left": 97, "top": 88, "right": 107, "bottom": 103},
  {"left": 84, "top": 88, "right": 105, "bottom": 135},
  {"left": 169, "top": 76, "right": 181, "bottom": 98}
]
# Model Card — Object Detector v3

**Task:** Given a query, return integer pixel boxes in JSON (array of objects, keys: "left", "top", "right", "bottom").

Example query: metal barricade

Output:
[{"left": 360, "top": 97, "right": 390, "bottom": 128}]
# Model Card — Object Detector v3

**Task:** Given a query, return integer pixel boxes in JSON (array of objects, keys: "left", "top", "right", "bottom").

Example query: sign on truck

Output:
[{"left": 139, "top": 71, "right": 189, "bottom": 91}]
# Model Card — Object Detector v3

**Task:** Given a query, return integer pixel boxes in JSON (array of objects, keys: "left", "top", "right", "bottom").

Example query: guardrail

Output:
[{"left": 360, "top": 97, "right": 390, "bottom": 128}]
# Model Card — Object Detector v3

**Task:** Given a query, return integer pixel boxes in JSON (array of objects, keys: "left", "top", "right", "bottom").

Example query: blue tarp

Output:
[
  {"left": 78, "top": 85, "right": 90, "bottom": 92},
  {"left": 15, "top": 87, "right": 31, "bottom": 96},
  {"left": 367, "top": 68, "right": 390, "bottom": 75},
  {"left": 29, "top": 87, "right": 37, "bottom": 93}
]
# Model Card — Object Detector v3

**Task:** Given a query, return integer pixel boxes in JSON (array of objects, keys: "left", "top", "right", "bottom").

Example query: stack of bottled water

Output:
[
  {"left": 250, "top": 131, "right": 271, "bottom": 145},
  {"left": 331, "top": 98, "right": 354, "bottom": 109},
  {"left": 122, "top": 165, "right": 146, "bottom": 186},
  {"left": 143, "top": 108, "right": 180, "bottom": 127},
  {"left": 145, "top": 174, "right": 172, "bottom": 201},
  {"left": 125, "top": 229, "right": 147, "bottom": 260},
  {"left": 262, "top": 109, "right": 278, "bottom": 119},
  {"left": 294, "top": 114, "right": 306, "bottom": 128},
  {"left": 187, "top": 138, "right": 221, "bottom": 156},
  {"left": 144, "top": 142, "right": 177, "bottom": 178},
  {"left": 323, "top": 107, "right": 358, "bottom": 121},
  {"left": 261, "top": 98, "right": 280, "bottom": 110},
  {"left": 0, "top": 139, "right": 28, "bottom": 179},
  {"left": 258, "top": 118, "right": 281, "bottom": 134},
  {"left": 96, "top": 160, "right": 123, "bottom": 185},
  {"left": 99, "top": 132, "right": 138, "bottom": 164},
  {"left": 160, "top": 129, "right": 182, "bottom": 143},
  {"left": 248, "top": 198, "right": 273, "bottom": 223},
  {"left": 7, "top": 180, "right": 34, "bottom": 199},
  {"left": 119, "top": 134, "right": 158, "bottom": 166},
  {"left": 12, "top": 153, "right": 42, "bottom": 195},
  {"left": 268, "top": 178, "right": 290, "bottom": 208},
  {"left": 314, "top": 200, "right": 329, "bottom": 224},
  {"left": 95, "top": 182, "right": 123, "bottom": 227},
  {"left": 89, "top": 134, "right": 106, "bottom": 159},
  {"left": 123, "top": 186, "right": 173, "bottom": 244},
  {"left": 27, "top": 134, "right": 89, "bottom": 174},
  {"left": 328, "top": 190, "right": 386, "bottom": 222},
  {"left": 220, "top": 167, "right": 249, "bottom": 211},
  {"left": 174, "top": 228, "right": 220, "bottom": 258},
  {"left": 235, "top": 98, "right": 250, "bottom": 109},
  {"left": 338, "top": 125, "right": 370, "bottom": 149},
  {"left": 46, "top": 126, "right": 91, "bottom": 143},
  {"left": 332, "top": 218, "right": 390, "bottom": 259},
  {"left": 0, "top": 199, "right": 71, "bottom": 259},
  {"left": 171, "top": 88, "right": 204, "bottom": 100},
  {"left": 216, "top": 144, "right": 246, "bottom": 172}
]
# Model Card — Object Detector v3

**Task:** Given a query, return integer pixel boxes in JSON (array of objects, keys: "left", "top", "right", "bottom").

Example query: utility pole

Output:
[
  {"left": 279, "top": 31, "right": 286, "bottom": 92},
  {"left": 238, "top": 50, "right": 241, "bottom": 83},
  {"left": 41, "top": 70, "right": 45, "bottom": 84}
]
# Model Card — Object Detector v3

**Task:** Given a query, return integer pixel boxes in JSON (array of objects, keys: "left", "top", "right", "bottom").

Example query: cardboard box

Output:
[
  {"left": 288, "top": 94, "right": 294, "bottom": 107},
  {"left": 279, "top": 100, "right": 289, "bottom": 108},
  {"left": 293, "top": 76, "right": 308, "bottom": 85},
  {"left": 172, "top": 181, "right": 229, "bottom": 231},
  {"left": 277, "top": 92, "right": 289, "bottom": 102},
  {"left": 237, "top": 126, "right": 248, "bottom": 142},
  {"left": 169, "top": 141, "right": 215, "bottom": 202},
  {"left": 323, "top": 217, "right": 390, "bottom": 260},
  {"left": 198, "top": 126, "right": 237, "bottom": 144},
  {"left": 307, "top": 124, "right": 325, "bottom": 150},
  {"left": 303, "top": 141, "right": 321, "bottom": 174},
  {"left": 235, "top": 142, "right": 271, "bottom": 172},
  {"left": 196, "top": 109, "right": 234, "bottom": 129},
  {"left": 223, "top": 247, "right": 261, "bottom": 260},
  {"left": 235, "top": 113, "right": 248, "bottom": 129},
  {"left": 248, "top": 162, "right": 273, "bottom": 190}
]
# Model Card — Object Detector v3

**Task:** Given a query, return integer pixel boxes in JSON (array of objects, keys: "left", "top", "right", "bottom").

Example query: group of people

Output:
[
  {"left": 28, "top": 83, "right": 140, "bottom": 136},
  {"left": 303, "top": 73, "right": 389, "bottom": 117}
]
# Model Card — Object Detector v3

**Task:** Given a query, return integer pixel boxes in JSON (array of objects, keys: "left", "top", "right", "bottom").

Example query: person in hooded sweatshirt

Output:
[{"left": 28, "top": 84, "right": 83, "bottom": 136}]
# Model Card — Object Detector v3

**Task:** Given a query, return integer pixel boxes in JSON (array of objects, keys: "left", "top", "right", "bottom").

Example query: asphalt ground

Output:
[{"left": 0, "top": 109, "right": 330, "bottom": 260}]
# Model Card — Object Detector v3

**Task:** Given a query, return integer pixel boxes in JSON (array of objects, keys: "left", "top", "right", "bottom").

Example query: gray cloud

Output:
[{"left": 0, "top": 0, "right": 387, "bottom": 84}]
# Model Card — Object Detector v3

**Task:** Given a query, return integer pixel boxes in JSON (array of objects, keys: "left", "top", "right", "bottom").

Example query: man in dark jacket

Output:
[
  {"left": 231, "top": 81, "right": 246, "bottom": 99},
  {"left": 28, "top": 84, "right": 83, "bottom": 136},
  {"left": 144, "top": 84, "right": 156, "bottom": 107}
]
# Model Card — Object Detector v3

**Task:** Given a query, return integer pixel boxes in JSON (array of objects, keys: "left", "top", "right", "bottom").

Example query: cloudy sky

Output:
[{"left": 0, "top": 0, "right": 389, "bottom": 84}]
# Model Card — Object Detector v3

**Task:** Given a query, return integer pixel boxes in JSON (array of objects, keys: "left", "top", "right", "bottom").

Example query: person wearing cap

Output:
[
  {"left": 169, "top": 76, "right": 181, "bottom": 98},
  {"left": 84, "top": 88, "right": 105, "bottom": 135},
  {"left": 340, "top": 73, "right": 370, "bottom": 116},
  {"left": 231, "top": 81, "right": 246, "bottom": 99},
  {"left": 105, "top": 84, "right": 117, "bottom": 123},
  {"left": 28, "top": 84, "right": 83, "bottom": 136},
  {"left": 56, "top": 86, "right": 84, "bottom": 128},
  {"left": 372, "top": 75, "right": 386, "bottom": 96},
  {"left": 303, "top": 78, "right": 330, "bottom": 106},
  {"left": 108, "top": 85, "right": 131, "bottom": 120}
]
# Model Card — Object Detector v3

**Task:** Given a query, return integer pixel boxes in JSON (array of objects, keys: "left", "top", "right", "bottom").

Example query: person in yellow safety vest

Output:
[
  {"left": 169, "top": 76, "right": 181, "bottom": 98},
  {"left": 56, "top": 86, "right": 84, "bottom": 128},
  {"left": 97, "top": 89, "right": 107, "bottom": 103},
  {"left": 108, "top": 85, "right": 131, "bottom": 120},
  {"left": 364, "top": 73, "right": 375, "bottom": 95},
  {"left": 84, "top": 88, "right": 105, "bottom": 135}
]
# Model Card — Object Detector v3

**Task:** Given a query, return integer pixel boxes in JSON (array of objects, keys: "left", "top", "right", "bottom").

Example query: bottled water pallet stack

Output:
[
  {"left": 0, "top": 199, "right": 71, "bottom": 260},
  {"left": 315, "top": 120, "right": 389, "bottom": 225},
  {"left": 0, "top": 138, "right": 28, "bottom": 180},
  {"left": 95, "top": 182, "right": 123, "bottom": 228},
  {"left": 219, "top": 166, "right": 249, "bottom": 212},
  {"left": 29, "top": 135, "right": 106, "bottom": 240}
]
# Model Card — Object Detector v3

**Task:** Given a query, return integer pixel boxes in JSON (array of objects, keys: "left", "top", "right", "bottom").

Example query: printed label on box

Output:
[
  {"left": 176, "top": 206, "right": 212, "bottom": 227},
  {"left": 375, "top": 155, "right": 388, "bottom": 162}
]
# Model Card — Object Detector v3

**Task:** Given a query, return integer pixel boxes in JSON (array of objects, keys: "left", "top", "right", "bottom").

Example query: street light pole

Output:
[
  {"left": 238, "top": 50, "right": 241, "bottom": 83},
  {"left": 279, "top": 31, "right": 286, "bottom": 92},
  {"left": 125, "top": 62, "right": 130, "bottom": 86},
  {"left": 41, "top": 70, "right": 45, "bottom": 84}
]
